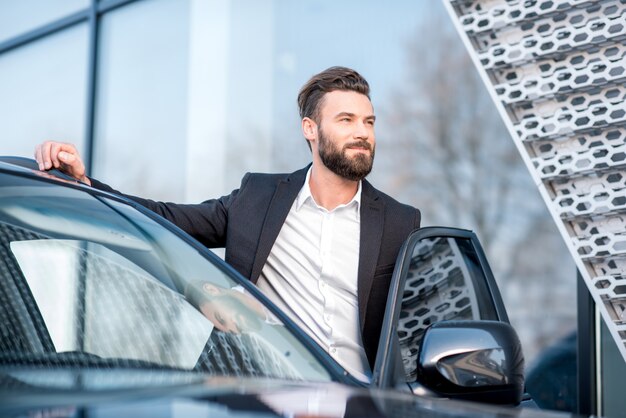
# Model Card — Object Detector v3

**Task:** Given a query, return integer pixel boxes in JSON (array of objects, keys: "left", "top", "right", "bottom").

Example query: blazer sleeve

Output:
[{"left": 88, "top": 173, "right": 251, "bottom": 248}]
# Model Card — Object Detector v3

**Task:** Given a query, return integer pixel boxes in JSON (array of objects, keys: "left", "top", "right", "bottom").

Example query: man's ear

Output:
[{"left": 302, "top": 117, "right": 317, "bottom": 142}]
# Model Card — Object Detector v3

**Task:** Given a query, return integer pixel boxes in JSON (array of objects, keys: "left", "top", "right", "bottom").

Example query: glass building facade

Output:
[{"left": 3, "top": 0, "right": 617, "bottom": 413}]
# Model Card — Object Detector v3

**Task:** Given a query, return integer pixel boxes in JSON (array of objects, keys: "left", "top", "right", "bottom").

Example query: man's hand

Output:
[{"left": 34, "top": 141, "right": 91, "bottom": 185}]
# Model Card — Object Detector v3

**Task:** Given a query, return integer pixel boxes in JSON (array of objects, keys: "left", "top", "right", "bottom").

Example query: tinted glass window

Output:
[
  {"left": 0, "top": 174, "right": 330, "bottom": 382},
  {"left": 0, "top": 1, "right": 88, "bottom": 43},
  {"left": 0, "top": 25, "right": 88, "bottom": 157},
  {"left": 93, "top": 0, "right": 190, "bottom": 202},
  {"left": 398, "top": 235, "right": 499, "bottom": 382}
]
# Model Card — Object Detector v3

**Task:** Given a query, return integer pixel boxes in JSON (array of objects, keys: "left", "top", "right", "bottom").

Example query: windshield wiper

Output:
[{"left": 0, "top": 351, "right": 189, "bottom": 372}]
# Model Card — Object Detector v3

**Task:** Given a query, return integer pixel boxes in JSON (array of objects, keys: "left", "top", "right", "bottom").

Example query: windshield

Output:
[{"left": 0, "top": 174, "right": 331, "bottom": 382}]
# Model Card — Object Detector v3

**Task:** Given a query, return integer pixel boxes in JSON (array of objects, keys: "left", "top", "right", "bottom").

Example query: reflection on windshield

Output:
[
  {"left": 11, "top": 239, "right": 212, "bottom": 369},
  {"left": 186, "top": 282, "right": 266, "bottom": 334},
  {"left": 0, "top": 178, "right": 330, "bottom": 383}
]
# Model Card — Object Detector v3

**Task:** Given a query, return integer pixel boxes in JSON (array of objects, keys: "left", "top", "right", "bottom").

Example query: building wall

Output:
[{"left": 0, "top": 0, "right": 581, "bottom": 411}]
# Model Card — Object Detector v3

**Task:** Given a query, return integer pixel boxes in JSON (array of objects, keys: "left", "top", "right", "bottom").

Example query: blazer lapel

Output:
[
  {"left": 357, "top": 180, "right": 384, "bottom": 332},
  {"left": 249, "top": 166, "right": 309, "bottom": 283}
]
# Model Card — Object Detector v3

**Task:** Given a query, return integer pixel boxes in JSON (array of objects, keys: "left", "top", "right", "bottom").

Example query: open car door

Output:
[{"left": 372, "top": 227, "right": 524, "bottom": 405}]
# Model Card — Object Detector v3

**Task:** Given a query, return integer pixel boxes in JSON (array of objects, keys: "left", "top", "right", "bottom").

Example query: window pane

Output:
[
  {"left": 219, "top": 0, "right": 425, "bottom": 193},
  {"left": 0, "top": 0, "right": 88, "bottom": 44},
  {"left": 93, "top": 0, "right": 190, "bottom": 201},
  {"left": 0, "top": 25, "right": 88, "bottom": 158},
  {"left": 398, "top": 235, "right": 499, "bottom": 382}
]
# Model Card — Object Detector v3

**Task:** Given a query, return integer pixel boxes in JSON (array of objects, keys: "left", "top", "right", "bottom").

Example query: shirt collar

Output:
[{"left": 296, "top": 167, "right": 362, "bottom": 216}]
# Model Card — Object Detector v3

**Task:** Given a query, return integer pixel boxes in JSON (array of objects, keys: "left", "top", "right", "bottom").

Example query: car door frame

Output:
[{"left": 371, "top": 226, "right": 510, "bottom": 389}]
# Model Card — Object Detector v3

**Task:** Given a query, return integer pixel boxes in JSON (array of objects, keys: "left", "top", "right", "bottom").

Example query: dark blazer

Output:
[{"left": 91, "top": 166, "right": 421, "bottom": 367}]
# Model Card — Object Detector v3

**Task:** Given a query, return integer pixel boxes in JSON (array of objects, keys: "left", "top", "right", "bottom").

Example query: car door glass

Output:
[{"left": 398, "top": 234, "right": 501, "bottom": 382}]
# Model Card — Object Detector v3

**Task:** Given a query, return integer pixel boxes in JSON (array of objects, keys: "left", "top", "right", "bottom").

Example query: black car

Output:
[{"left": 0, "top": 157, "right": 560, "bottom": 417}]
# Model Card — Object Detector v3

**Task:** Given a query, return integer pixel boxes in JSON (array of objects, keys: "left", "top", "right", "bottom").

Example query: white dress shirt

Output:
[{"left": 256, "top": 168, "right": 372, "bottom": 382}]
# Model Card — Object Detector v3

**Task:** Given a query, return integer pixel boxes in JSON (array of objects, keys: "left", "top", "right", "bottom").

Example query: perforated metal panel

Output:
[{"left": 443, "top": 0, "right": 626, "bottom": 361}]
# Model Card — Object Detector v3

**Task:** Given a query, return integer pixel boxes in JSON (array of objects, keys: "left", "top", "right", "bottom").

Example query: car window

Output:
[
  {"left": 11, "top": 239, "right": 212, "bottom": 369},
  {"left": 395, "top": 230, "right": 504, "bottom": 383},
  {"left": 0, "top": 175, "right": 331, "bottom": 382}
]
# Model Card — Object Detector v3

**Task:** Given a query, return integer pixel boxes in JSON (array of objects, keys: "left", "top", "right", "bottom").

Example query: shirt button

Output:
[{"left": 330, "top": 347, "right": 337, "bottom": 354}]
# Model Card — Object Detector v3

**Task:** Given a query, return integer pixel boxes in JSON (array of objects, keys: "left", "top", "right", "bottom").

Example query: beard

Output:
[{"left": 318, "top": 127, "right": 375, "bottom": 181}]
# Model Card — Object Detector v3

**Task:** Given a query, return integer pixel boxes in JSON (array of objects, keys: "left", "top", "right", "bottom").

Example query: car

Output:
[
  {"left": 0, "top": 157, "right": 563, "bottom": 417},
  {"left": 526, "top": 331, "right": 577, "bottom": 412}
]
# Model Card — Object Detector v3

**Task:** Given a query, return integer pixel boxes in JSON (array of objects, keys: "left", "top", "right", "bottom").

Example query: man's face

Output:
[{"left": 315, "top": 90, "right": 376, "bottom": 181}]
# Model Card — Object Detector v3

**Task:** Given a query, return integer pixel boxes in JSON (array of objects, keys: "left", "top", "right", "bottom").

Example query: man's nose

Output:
[{"left": 353, "top": 121, "right": 370, "bottom": 139}]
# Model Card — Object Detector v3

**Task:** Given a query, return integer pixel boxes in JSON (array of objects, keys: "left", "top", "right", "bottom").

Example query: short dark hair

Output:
[{"left": 297, "top": 66, "right": 370, "bottom": 123}]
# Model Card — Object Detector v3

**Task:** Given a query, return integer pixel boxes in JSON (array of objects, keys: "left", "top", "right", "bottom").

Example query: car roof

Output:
[{"left": 0, "top": 156, "right": 85, "bottom": 184}]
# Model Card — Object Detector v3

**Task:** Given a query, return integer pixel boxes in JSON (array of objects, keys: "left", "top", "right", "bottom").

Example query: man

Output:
[{"left": 35, "top": 66, "right": 421, "bottom": 382}]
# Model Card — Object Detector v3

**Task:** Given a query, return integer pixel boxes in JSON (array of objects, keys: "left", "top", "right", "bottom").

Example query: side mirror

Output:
[{"left": 417, "top": 320, "right": 524, "bottom": 405}]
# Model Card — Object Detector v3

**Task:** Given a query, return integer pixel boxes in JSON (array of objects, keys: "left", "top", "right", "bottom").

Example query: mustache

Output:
[{"left": 343, "top": 140, "right": 372, "bottom": 151}]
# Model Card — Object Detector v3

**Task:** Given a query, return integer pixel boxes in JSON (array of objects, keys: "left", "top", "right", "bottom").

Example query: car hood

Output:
[{"left": 0, "top": 368, "right": 573, "bottom": 418}]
